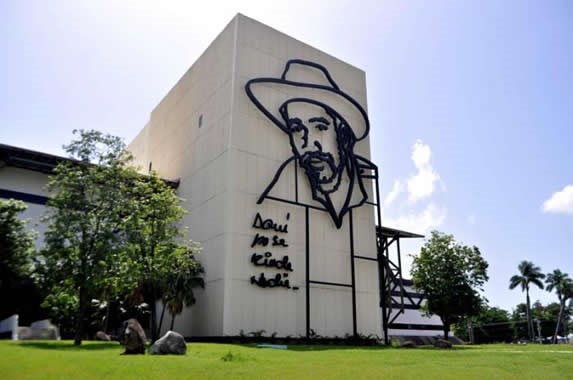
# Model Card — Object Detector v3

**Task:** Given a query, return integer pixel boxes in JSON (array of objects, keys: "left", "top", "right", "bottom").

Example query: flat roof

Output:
[
  {"left": 0, "top": 143, "right": 179, "bottom": 188},
  {"left": 377, "top": 225, "right": 424, "bottom": 239},
  {"left": 0, "top": 143, "right": 71, "bottom": 174}
]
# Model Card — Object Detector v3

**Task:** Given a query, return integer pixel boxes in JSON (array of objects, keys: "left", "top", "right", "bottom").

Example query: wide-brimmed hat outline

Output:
[{"left": 245, "top": 59, "right": 370, "bottom": 141}]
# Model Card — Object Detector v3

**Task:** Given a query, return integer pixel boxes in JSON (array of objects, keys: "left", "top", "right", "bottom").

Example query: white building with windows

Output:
[{"left": 1, "top": 14, "right": 444, "bottom": 343}]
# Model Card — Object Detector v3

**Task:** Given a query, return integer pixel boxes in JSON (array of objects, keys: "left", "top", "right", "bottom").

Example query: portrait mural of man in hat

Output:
[{"left": 245, "top": 59, "right": 375, "bottom": 229}]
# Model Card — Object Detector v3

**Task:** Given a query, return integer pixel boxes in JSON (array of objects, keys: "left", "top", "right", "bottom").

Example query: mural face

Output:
[
  {"left": 245, "top": 59, "right": 374, "bottom": 228},
  {"left": 280, "top": 100, "right": 347, "bottom": 194}
]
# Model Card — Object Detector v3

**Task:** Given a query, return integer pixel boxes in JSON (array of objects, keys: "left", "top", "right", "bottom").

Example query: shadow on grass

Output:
[
  {"left": 16, "top": 341, "right": 121, "bottom": 351},
  {"left": 287, "top": 345, "right": 389, "bottom": 352},
  {"left": 236, "top": 344, "right": 391, "bottom": 352},
  {"left": 416, "top": 345, "right": 471, "bottom": 351},
  {"left": 236, "top": 343, "right": 472, "bottom": 352}
]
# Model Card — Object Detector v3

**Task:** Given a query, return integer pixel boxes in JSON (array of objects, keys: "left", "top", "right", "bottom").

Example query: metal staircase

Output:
[
  {"left": 361, "top": 164, "right": 425, "bottom": 344},
  {"left": 376, "top": 226, "right": 424, "bottom": 344}
]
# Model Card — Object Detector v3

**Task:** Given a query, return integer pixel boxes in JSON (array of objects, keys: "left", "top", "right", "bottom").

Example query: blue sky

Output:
[{"left": 1, "top": 0, "right": 571, "bottom": 312}]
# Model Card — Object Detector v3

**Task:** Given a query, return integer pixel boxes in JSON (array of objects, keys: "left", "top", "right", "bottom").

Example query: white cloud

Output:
[
  {"left": 383, "top": 180, "right": 403, "bottom": 207},
  {"left": 381, "top": 140, "right": 447, "bottom": 235},
  {"left": 384, "top": 203, "right": 446, "bottom": 235},
  {"left": 407, "top": 140, "right": 440, "bottom": 203},
  {"left": 411, "top": 140, "right": 432, "bottom": 168},
  {"left": 542, "top": 185, "right": 573, "bottom": 214}
]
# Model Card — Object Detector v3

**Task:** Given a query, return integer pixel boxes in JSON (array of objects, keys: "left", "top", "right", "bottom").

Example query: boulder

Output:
[
  {"left": 18, "top": 322, "right": 60, "bottom": 340},
  {"left": 120, "top": 319, "right": 146, "bottom": 354},
  {"left": 95, "top": 331, "right": 111, "bottom": 341},
  {"left": 30, "top": 319, "right": 53, "bottom": 329},
  {"left": 150, "top": 331, "right": 187, "bottom": 355},
  {"left": 433, "top": 339, "right": 452, "bottom": 349},
  {"left": 400, "top": 340, "right": 417, "bottom": 348},
  {"left": 17, "top": 326, "right": 33, "bottom": 340}
]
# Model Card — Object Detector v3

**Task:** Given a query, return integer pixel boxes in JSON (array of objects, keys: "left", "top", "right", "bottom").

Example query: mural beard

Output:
[
  {"left": 246, "top": 59, "right": 374, "bottom": 229},
  {"left": 299, "top": 149, "right": 344, "bottom": 194}
]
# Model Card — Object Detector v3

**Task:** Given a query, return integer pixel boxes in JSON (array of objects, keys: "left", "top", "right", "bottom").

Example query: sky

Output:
[{"left": 1, "top": 0, "right": 572, "bottom": 312}]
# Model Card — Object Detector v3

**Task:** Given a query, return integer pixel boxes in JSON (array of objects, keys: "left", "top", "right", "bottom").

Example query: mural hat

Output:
[{"left": 245, "top": 59, "right": 370, "bottom": 141}]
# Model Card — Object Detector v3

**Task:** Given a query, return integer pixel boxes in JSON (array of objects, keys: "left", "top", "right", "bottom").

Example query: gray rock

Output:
[
  {"left": 434, "top": 339, "right": 452, "bottom": 349},
  {"left": 95, "top": 331, "right": 111, "bottom": 341},
  {"left": 121, "top": 319, "right": 146, "bottom": 354},
  {"left": 150, "top": 331, "right": 187, "bottom": 355},
  {"left": 30, "top": 319, "right": 54, "bottom": 329},
  {"left": 400, "top": 340, "right": 417, "bottom": 348},
  {"left": 17, "top": 326, "right": 33, "bottom": 340},
  {"left": 18, "top": 325, "right": 60, "bottom": 340}
]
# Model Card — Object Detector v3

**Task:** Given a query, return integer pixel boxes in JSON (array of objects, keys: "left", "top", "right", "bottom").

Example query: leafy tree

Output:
[
  {"left": 525, "top": 301, "right": 566, "bottom": 340},
  {"left": 40, "top": 286, "right": 78, "bottom": 338},
  {"left": 39, "top": 130, "right": 137, "bottom": 345},
  {"left": 123, "top": 171, "right": 203, "bottom": 342},
  {"left": 530, "top": 301, "right": 546, "bottom": 340},
  {"left": 0, "top": 199, "right": 35, "bottom": 291},
  {"left": 509, "top": 261, "right": 545, "bottom": 341},
  {"left": 0, "top": 199, "right": 38, "bottom": 321},
  {"left": 39, "top": 129, "right": 204, "bottom": 344},
  {"left": 510, "top": 301, "right": 562, "bottom": 340},
  {"left": 411, "top": 231, "right": 489, "bottom": 340},
  {"left": 531, "top": 300, "right": 558, "bottom": 320},
  {"left": 160, "top": 245, "right": 205, "bottom": 331},
  {"left": 510, "top": 303, "right": 529, "bottom": 339},
  {"left": 455, "top": 305, "right": 512, "bottom": 343},
  {"left": 545, "top": 269, "right": 573, "bottom": 343}
]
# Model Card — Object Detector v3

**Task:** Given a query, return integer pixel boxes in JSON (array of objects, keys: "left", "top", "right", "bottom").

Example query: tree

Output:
[
  {"left": 40, "top": 286, "right": 78, "bottom": 338},
  {"left": 39, "top": 129, "right": 137, "bottom": 345},
  {"left": 0, "top": 199, "right": 35, "bottom": 291},
  {"left": 0, "top": 199, "right": 37, "bottom": 321},
  {"left": 509, "top": 261, "right": 545, "bottom": 341},
  {"left": 510, "top": 301, "right": 562, "bottom": 341},
  {"left": 545, "top": 269, "right": 573, "bottom": 343},
  {"left": 533, "top": 301, "right": 564, "bottom": 339},
  {"left": 160, "top": 245, "right": 204, "bottom": 331},
  {"left": 39, "top": 129, "right": 204, "bottom": 344},
  {"left": 455, "top": 305, "right": 512, "bottom": 343},
  {"left": 123, "top": 171, "right": 203, "bottom": 342},
  {"left": 411, "top": 231, "right": 489, "bottom": 340},
  {"left": 510, "top": 303, "right": 530, "bottom": 339}
]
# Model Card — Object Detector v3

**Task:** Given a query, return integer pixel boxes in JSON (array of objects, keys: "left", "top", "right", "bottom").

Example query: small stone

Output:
[
  {"left": 95, "top": 331, "right": 111, "bottom": 341},
  {"left": 400, "top": 340, "right": 417, "bottom": 348},
  {"left": 434, "top": 339, "right": 452, "bottom": 349},
  {"left": 17, "top": 327, "right": 33, "bottom": 340},
  {"left": 18, "top": 321, "right": 60, "bottom": 340},
  {"left": 150, "top": 331, "right": 187, "bottom": 355}
]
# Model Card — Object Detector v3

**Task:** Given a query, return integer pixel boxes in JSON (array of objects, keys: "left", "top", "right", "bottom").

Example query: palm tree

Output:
[
  {"left": 545, "top": 269, "right": 573, "bottom": 343},
  {"left": 159, "top": 248, "right": 204, "bottom": 334},
  {"left": 509, "top": 261, "right": 545, "bottom": 341},
  {"left": 165, "top": 271, "right": 204, "bottom": 331}
]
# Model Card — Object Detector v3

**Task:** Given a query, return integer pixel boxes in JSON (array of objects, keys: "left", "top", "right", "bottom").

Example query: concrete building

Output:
[
  {"left": 128, "top": 13, "right": 379, "bottom": 339},
  {"left": 1, "top": 14, "right": 444, "bottom": 342},
  {"left": 0, "top": 144, "right": 60, "bottom": 249}
]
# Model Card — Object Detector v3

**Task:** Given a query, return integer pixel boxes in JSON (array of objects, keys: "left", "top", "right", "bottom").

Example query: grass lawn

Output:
[{"left": 1, "top": 340, "right": 572, "bottom": 379}]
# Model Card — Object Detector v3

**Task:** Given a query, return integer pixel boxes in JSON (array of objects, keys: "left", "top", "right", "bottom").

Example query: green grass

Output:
[{"left": 1, "top": 341, "right": 573, "bottom": 379}]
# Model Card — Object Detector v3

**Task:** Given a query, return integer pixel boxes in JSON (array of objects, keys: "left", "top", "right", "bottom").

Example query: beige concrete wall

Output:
[
  {"left": 129, "top": 13, "right": 381, "bottom": 338},
  {"left": 225, "top": 15, "right": 379, "bottom": 338},
  {"left": 128, "top": 15, "right": 238, "bottom": 337}
]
